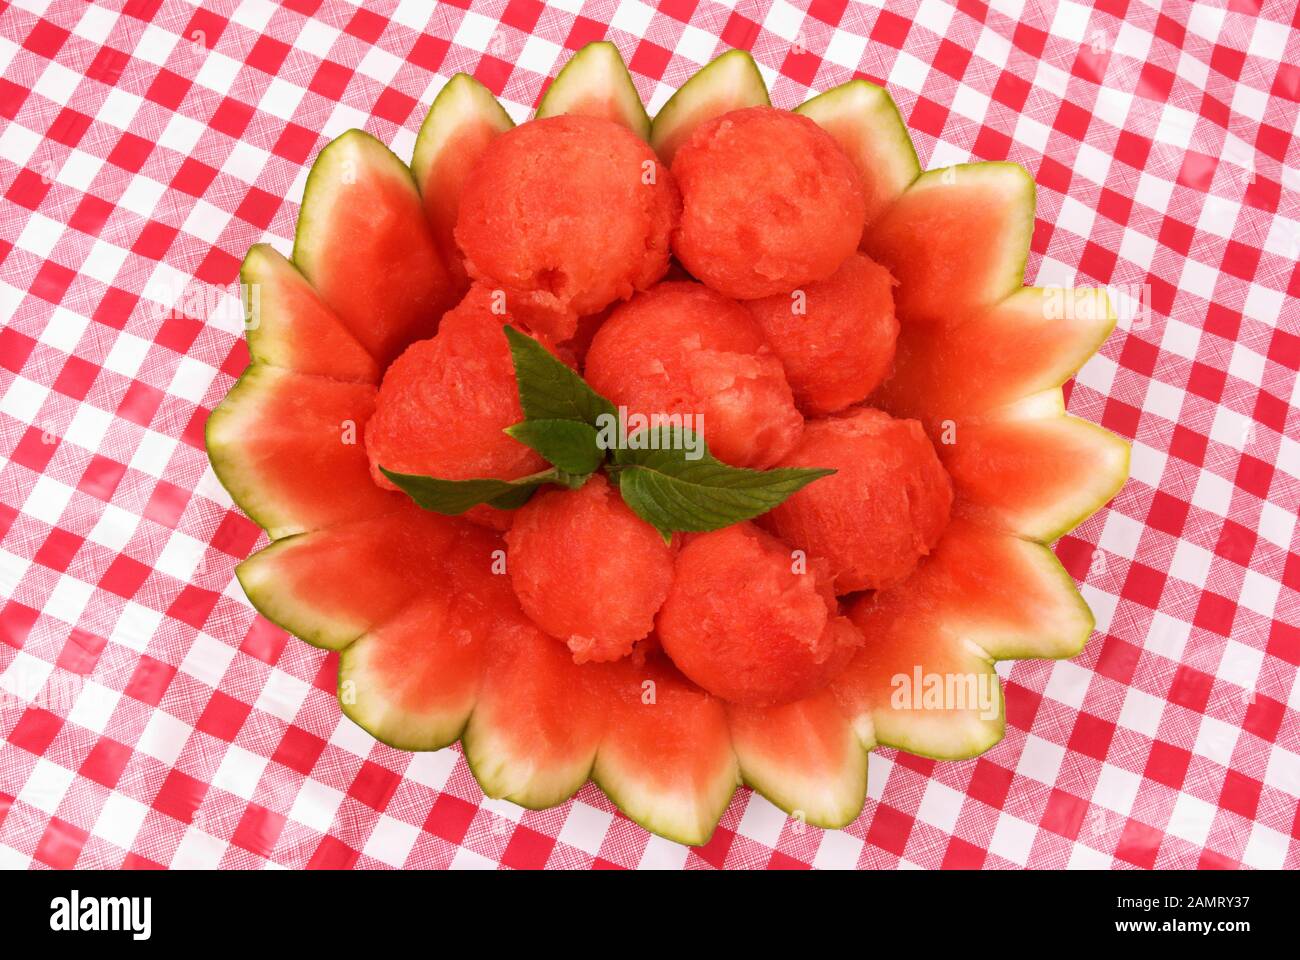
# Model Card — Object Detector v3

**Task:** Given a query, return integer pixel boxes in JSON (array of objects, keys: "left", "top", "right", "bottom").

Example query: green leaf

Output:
[
  {"left": 504, "top": 325, "right": 617, "bottom": 425},
  {"left": 380, "top": 466, "right": 582, "bottom": 515},
  {"left": 504, "top": 419, "right": 604, "bottom": 475},
  {"left": 610, "top": 429, "right": 834, "bottom": 541}
]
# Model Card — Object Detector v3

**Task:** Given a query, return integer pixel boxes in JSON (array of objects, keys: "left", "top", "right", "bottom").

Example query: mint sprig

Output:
[
  {"left": 610, "top": 430, "right": 833, "bottom": 543},
  {"left": 503, "top": 326, "right": 615, "bottom": 424},
  {"left": 381, "top": 323, "right": 833, "bottom": 533},
  {"left": 379, "top": 465, "right": 584, "bottom": 515},
  {"left": 504, "top": 419, "right": 604, "bottom": 475}
]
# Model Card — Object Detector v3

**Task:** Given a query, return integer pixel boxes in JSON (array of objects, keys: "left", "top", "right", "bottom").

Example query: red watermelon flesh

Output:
[
  {"left": 462, "top": 609, "right": 606, "bottom": 810},
  {"left": 728, "top": 688, "right": 866, "bottom": 828},
  {"left": 294, "top": 130, "right": 456, "bottom": 366},
  {"left": 412, "top": 74, "right": 515, "bottom": 290},
  {"left": 592, "top": 653, "right": 738, "bottom": 846},
  {"left": 862, "top": 163, "right": 1034, "bottom": 328},
  {"left": 939, "top": 396, "right": 1131, "bottom": 543},
  {"left": 206, "top": 365, "right": 402, "bottom": 539},
  {"left": 242, "top": 244, "right": 380, "bottom": 383},
  {"left": 875, "top": 286, "right": 1116, "bottom": 425},
  {"left": 338, "top": 522, "right": 506, "bottom": 750},
  {"left": 235, "top": 503, "right": 464, "bottom": 650}
]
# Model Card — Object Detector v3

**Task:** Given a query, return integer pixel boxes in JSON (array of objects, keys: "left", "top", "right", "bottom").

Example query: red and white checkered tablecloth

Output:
[{"left": 0, "top": 0, "right": 1296, "bottom": 871}]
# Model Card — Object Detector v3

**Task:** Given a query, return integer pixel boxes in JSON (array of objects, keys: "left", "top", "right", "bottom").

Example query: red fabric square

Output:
[
  {"left": 35, "top": 818, "right": 88, "bottom": 869},
  {"left": 24, "top": 19, "right": 70, "bottom": 59},
  {"left": 941, "top": 836, "right": 987, "bottom": 868},
  {"left": 211, "top": 513, "right": 261, "bottom": 557},
  {"left": 248, "top": 35, "right": 291, "bottom": 75},
  {"left": 1193, "top": 591, "right": 1236, "bottom": 637},
  {"left": 345, "top": 7, "right": 388, "bottom": 43},
  {"left": 107, "top": 132, "right": 153, "bottom": 172},
  {"left": 0, "top": 77, "right": 26, "bottom": 118},
  {"left": 52, "top": 356, "right": 98, "bottom": 400},
  {"left": 80, "top": 737, "right": 132, "bottom": 788},
  {"left": 933, "top": 39, "right": 973, "bottom": 80},
  {"left": 35, "top": 527, "right": 82, "bottom": 571},
  {"left": 1167, "top": 664, "right": 1214, "bottom": 713},
  {"left": 407, "top": 34, "right": 449, "bottom": 72},
  {"left": 1146, "top": 491, "right": 1190, "bottom": 536},
  {"left": 68, "top": 194, "right": 115, "bottom": 238},
  {"left": 1115, "top": 818, "right": 1161, "bottom": 869},
  {"left": 501, "top": 825, "right": 556, "bottom": 870},
  {"left": 78, "top": 456, "right": 128, "bottom": 501},
  {"left": 47, "top": 107, "right": 94, "bottom": 147},
  {"left": 349, "top": 761, "right": 402, "bottom": 810},
  {"left": 372, "top": 86, "right": 417, "bottom": 125},
  {"left": 124, "top": 655, "right": 176, "bottom": 707},
  {"left": 6, "top": 167, "right": 51, "bottom": 210},
  {"left": 307, "top": 835, "right": 358, "bottom": 869},
  {"left": 57, "top": 629, "right": 106, "bottom": 674},
  {"left": 1235, "top": 453, "right": 1273, "bottom": 499},
  {"left": 871, "top": 9, "right": 911, "bottom": 47},
  {"left": 1169, "top": 424, "right": 1208, "bottom": 465},
  {"left": 866, "top": 803, "right": 912, "bottom": 856},
  {"left": 195, "top": 691, "right": 250, "bottom": 741},
  {"left": 1218, "top": 770, "right": 1262, "bottom": 819},
  {"left": 0, "top": 326, "right": 36, "bottom": 372},
  {"left": 966, "top": 758, "right": 1014, "bottom": 809},
  {"left": 232, "top": 803, "right": 287, "bottom": 858},
  {"left": 116, "top": 380, "right": 165, "bottom": 427},
  {"left": 32, "top": 261, "right": 77, "bottom": 304},
  {"left": 87, "top": 45, "right": 130, "bottom": 85},
  {"left": 101, "top": 554, "right": 151, "bottom": 599},
  {"left": 240, "top": 616, "right": 288, "bottom": 665},
  {"left": 719, "top": 11, "right": 759, "bottom": 50},
  {"left": 167, "top": 585, "right": 220, "bottom": 631},
  {"left": 184, "top": 7, "right": 228, "bottom": 48},
  {"left": 1242, "top": 694, "right": 1284, "bottom": 742},
  {"left": 1041, "top": 789, "right": 1088, "bottom": 839},
  {"left": 1069, "top": 711, "right": 1115, "bottom": 760},
  {"left": 310, "top": 61, "right": 353, "bottom": 100},
  {"left": 153, "top": 770, "right": 208, "bottom": 823},
  {"left": 273, "top": 123, "right": 319, "bottom": 164},
  {"left": 210, "top": 97, "right": 255, "bottom": 138},
  {"left": 1143, "top": 740, "right": 1192, "bottom": 788},
  {"left": 171, "top": 157, "right": 219, "bottom": 197},
  {"left": 11, "top": 426, "right": 58, "bottom": 474},
  {"left": 9, "top": 707, "right": 63, "bottom": 755},
  {"left": 500, "top": 0, "right": 544, "bottom": 34},
  {"left": 992, "top": 70, "right": 1031, "bottom": 110},
  {"left": 271, "top": 725, "right": 326, "bottom": 776},
  {"left": 630, "top": 41, "right": 672, "bottom": 82},
  {"left": 1215, "top": 519, "right": 1256, "bottom": 565},
  {"left": 145, "top": 69, "right": 191, "bottom": 110},
  {"left": 475, "top": 54, "right": 512, "bottom": 95},
  {"left": 1123, "top": 562, "right": 1166, "bottom": 609},
  {"left": 0, "top": 602, "right": 40, "bottom": 650},
  {"left": 1095, "top": 635, "right": 1142, "bottom": 686}
]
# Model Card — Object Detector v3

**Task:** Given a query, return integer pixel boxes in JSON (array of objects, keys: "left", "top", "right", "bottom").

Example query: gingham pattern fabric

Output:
[{"left": 0, "top": 0, "right": 1296, "bottom": 871}]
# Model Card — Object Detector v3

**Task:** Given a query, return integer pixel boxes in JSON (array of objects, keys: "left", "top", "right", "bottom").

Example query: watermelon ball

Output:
[
  {"left": 455, "top": 114, "right": 679, "bottom": 342},
  {"left": 670, "top": 106, "right": 867, "bottom": 300},
  {"left": 365, "top": 285, "right": 555, "bottom": 529},
  {"left": 656, "top": 523, "right": 863, "bottom": 706},
  {"left": 744, "top": 253, "right": 899, "bottom": 416},
  {"left": 763, "top": 407, "right": 953, "bottom": 593},
  {"left": 583, "top": 281, "right": 804, "bottom": 469},
  {"left": 505, "top": 474, "right": 676, "bottom": 664}
]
